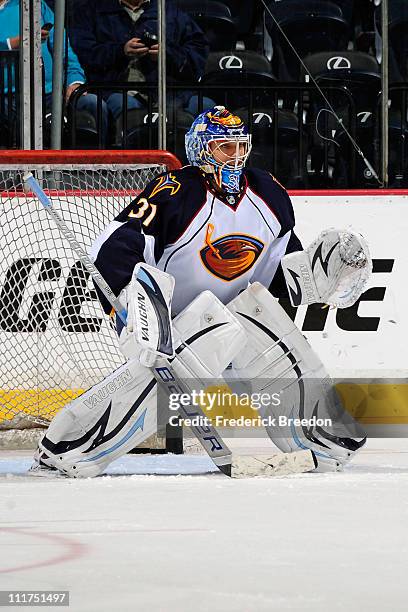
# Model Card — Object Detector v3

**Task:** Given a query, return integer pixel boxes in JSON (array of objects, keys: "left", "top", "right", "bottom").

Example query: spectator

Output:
[
  {"left": 69, "top": 0, "right": 214, "bottom": 126},
  {"left": 0, "top": 0, "right": 105, "bottom": 145}
]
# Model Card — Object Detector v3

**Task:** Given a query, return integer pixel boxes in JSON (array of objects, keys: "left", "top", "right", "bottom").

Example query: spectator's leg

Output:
[
  {"left": 43, "top": 94, "right": 53, "bottom": 148},
  {"left": 184, "top": 95, "right": 216, "bottom": 115},
  {"left": 0, "top": 96, "right": 17, "bottom": 148},
  {"left": 75, "top": 93, "right": 109, "bottom": 147},
  {"left": 106, "top": 93, "right": 145, "bottom": 120}
]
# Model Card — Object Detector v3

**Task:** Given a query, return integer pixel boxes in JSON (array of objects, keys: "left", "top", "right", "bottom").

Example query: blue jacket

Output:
[
  {"left": 69, "top": 0, "right": 209, "bottom": 93},
  {"left": 0, "top": 0, "right": 85, "bottom": 94}
]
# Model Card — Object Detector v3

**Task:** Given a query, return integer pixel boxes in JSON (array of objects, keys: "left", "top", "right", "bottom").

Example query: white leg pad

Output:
[
  {"left": 170, "top": 290, "right": 246, "bottom": 380},
  {"left": 39, "top": 359, "right": 157, "bottom": 478},
  {"left": 227, "top": 283, "right": 366, "bottom": 470}
]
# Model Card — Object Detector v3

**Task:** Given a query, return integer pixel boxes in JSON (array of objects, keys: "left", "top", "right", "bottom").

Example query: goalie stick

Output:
[{"left": 23, "top": 172, "right": 317, "bottom": 478}]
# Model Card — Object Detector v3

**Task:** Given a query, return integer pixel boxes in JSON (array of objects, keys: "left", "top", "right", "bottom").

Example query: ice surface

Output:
[{"left": 1, "top": 438, "right": 408, "bottom": 612}]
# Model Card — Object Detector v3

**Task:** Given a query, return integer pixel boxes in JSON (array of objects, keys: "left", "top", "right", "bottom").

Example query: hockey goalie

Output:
[{"left": 32, "top": 106, "right": 371, "bottom": 477}]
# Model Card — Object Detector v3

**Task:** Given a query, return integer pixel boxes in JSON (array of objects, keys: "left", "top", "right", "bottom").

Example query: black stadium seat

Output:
[
  {"left": 332, "top": 110, "right": 378, "bottom": 188},
  {"left": 332, "top": 108, "right": 408, "bottom": 188},
  {"left": 325, "top": 0, "right": 354, "bottom": 24},
  {"left": 113, "top": 109, "right": 194, "bottom": 164},
  {"left": 219, "top": 0, "right": 263, "bottom": 39},
  {"left": 235, "top": 107, "right": 309, "bottom": 188},
  {"left": 67, "top": 108, "right": 101, "bottom": 149},
  {"left": 388, "top": 110, "right": 408, "bottom": 187},
  {"left": 265, "top": 0, "right": 350, "bottom": 81},
  {"left": 302, "top": 51, "right": 381, "bottom": 111},
  {"left": 300, "top": 51, "right": 381, "bottom": 188},
  {"left": 175, "top": 0, "right": 237, "bottom": 51},
  {"left": 375, "top": 0, "right": 408, "bottom": 81},
  {"left": 265, "top": 0, "right": 354, "bottom": 25},
  {"left": 201, "top": 50, "right": 277, "bottom": 109}
]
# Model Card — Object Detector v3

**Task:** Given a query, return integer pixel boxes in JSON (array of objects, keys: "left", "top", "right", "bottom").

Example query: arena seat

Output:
[
  {"left": 219, "top": 0, "right": 263, "bottom": 40},
  {"left": 375, "top": 0, "right": 408, "bottom": 81},
  {"left": 201, "top": 50, "right": 277, "bottom": 109},
  {"left": 175, "top": 0, "right": 237, "bottom": 51},
  {"left": 299, "top": 50, "right": 381, "bottom": 187},
  {"left": 264, "top": 0, "right": 354, "bottom": 24},
  {"left": 388, "top": 110, "right": 408, "bottom": 187},
  {"left": 235, "top": 107, "right": 309, "bottom": 188},
  {"left": 332, "top": 110, "right": 379, "bottom": 188},
  {"left": 324, "top": 0, "right": 354, "bottom": 24},
  {"left": 302, "top": 51, "right": 381, "bottom": 110},
  {"left": 332, "top": 108, "right": 408, "bottom": 188},
  {"left": 112, "top": 109, "right": 194, "bottom": 164},
  {"left": 265, "top": 0, "right": 350, "bottom": 81}
]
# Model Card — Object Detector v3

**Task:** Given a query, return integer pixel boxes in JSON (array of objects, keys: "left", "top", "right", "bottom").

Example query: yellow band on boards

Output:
[{"left": 1, "top": 383, "right": 408, "bottom": 427}]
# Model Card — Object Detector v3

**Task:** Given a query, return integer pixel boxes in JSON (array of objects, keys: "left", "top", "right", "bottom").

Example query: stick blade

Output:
[{"left": 230, "top": 450, "right": 317, "bottom": 478}]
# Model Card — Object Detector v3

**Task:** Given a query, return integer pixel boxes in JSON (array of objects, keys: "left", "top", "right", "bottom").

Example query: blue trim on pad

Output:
[{"left": 79, "top": 408, "right": 147, "bottom": 463}]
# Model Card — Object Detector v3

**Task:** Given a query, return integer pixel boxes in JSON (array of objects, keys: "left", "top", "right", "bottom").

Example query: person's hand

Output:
[
  {"left": 40, "top": 28, "right": 51, "bottom": 42},
  {"left": 9, "top": 29, "right": 49, "bottom": 49},
  {"left": 124, "top": 38, "right": 149, "bottom": 57},
  {"left": 148, "top": 43, "right": 159, "bottom": 61},
  {"left": 8, "top": 36, "right": 19, "bottom": 49},
  {"left": 65, "top": 83, "right": 84, "bottom": 103}
]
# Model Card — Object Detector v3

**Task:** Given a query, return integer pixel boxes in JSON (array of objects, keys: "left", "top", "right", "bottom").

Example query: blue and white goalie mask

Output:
[{"left": 185, "top": 106, "right": 252, "bottom": 194}]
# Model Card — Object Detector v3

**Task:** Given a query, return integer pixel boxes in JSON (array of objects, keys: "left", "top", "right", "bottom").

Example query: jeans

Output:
[
  {"left": 103, "top": 92, "right": 215, "bottom": 119},
  {"left": 184, "top": 95, "right": 215, "bottom": 115},
  {"left": 78, "top": 92, "right": 215, "bottom": 147},
  {"left": 70, "top": 90, "right": 218, "bottom": 149},
  {"left": 44, "top": 92, "right": 109, "bottom": 147}
]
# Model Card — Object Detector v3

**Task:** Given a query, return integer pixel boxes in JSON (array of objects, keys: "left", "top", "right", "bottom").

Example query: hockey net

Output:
[{"left": 0, "top": 150, "right": 182, "bottom": 449}]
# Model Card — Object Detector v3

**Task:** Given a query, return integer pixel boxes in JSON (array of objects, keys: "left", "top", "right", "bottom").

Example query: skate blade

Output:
[
  {"left": 27, "top": 464, "right": 66, "bottom": 478},
  {"left": 231, "top": 450, "right": 317, "bottom": 478}
]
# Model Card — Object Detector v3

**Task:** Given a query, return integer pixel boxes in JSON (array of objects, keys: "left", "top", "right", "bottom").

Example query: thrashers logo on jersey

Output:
[
  {"left": 200, "top": 224, "right": 264, "bottom": 281},
  {"left": 150, "top": 173, "right": 181, "bottom": 198}
]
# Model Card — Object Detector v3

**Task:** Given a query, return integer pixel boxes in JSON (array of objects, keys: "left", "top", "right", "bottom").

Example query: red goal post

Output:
[{"left": 0, "top": 149, "right": 182, "bottom": 450}]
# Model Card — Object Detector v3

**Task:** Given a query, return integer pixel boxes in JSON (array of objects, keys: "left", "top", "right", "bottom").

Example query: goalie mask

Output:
[{"left": 185, "top": 106, "right": 252, "bottom": 194}]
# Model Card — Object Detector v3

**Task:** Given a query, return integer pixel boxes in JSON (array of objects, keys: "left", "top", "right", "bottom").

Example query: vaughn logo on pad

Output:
[{"left": 132, "top": 264, "right": 174, "bottom": 357}]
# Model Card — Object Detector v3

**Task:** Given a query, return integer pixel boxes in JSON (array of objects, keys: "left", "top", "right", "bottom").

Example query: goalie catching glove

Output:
[{"left": 281, "top": 229, "right": 371, "bottom": 308}]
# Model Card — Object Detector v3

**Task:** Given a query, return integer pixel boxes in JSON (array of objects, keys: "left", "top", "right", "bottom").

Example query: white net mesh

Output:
[{"left": 0, "top": 153, "right": 175, "bottom": 441}]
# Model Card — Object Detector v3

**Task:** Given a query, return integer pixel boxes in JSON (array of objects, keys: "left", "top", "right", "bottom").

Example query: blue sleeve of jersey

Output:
[
  {"left": 92, "top": 172, "right": 182, "bottom": 313},
  {"left": 93, "top": 219, "right": 146, "bottom": 314},
  {"left": 92, "top": 167, "right": 205, "bottom": 314},
  {"left": 269, "top": 230, "right": 302, "bottom": 298}
]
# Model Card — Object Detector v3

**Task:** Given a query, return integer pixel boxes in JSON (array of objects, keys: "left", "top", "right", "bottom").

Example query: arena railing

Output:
[
  {"left": 378, "top": 84, "right": 408, "bottom": 187},
  {"left": 0, "top": 50, "right": 20, "bottom": 149},
  {"left": 68, "top": 83, "right": 357, "bottom": 189}
]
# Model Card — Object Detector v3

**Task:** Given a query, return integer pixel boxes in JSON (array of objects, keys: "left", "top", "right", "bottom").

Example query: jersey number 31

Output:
[{"left": 128, "top": 198, "right": 157, "bottom": 227}]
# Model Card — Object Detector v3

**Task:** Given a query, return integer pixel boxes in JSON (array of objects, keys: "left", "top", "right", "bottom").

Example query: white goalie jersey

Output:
[{"left": 90, "top": 165, "right": 303, "bottom": 315}]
